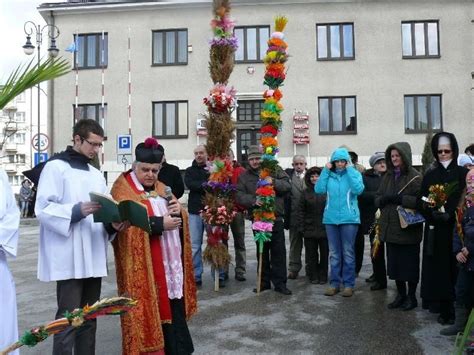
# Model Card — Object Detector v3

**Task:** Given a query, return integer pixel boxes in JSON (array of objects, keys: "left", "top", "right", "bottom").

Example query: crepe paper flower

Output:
[
  {"left": 209, "top": 36, "right": 239, "bottom": 50},
  {"left": 252, "top": 221, "right": 274, "bottom": 232},
  {"left": 256, "top": 186, "right": 275, "bottom": 197},
  {"left": 260, "top": 125, "right": 278, "bottom": 136},
  {"left": 203, "top": 83, "right": 237, "bottom": 113},
  {"left": 261, "top": 136, "right": 278, "bottom": 147}
]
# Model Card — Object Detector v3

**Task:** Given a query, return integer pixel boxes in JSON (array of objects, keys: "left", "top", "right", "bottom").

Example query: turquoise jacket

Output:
[{"left": 314, "top": 148, "right": 364, "bottom": 225}]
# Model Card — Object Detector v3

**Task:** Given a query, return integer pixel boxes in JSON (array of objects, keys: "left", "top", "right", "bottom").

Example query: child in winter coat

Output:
[
  {"left": 298, "top": 166, "right": 328, "bottom": 284},
  {"left": 441, "top": 169, "right": 474, "bottom": 335}
]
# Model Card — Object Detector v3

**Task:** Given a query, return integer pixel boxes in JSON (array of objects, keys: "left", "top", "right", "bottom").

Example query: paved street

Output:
[{"left": 10, "top": 218, "right": 454, "bottom": 354}]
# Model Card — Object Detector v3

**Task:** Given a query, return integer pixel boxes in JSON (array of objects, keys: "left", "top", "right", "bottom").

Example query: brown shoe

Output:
[
  {"left": 287, "top": 271, "right": 298, "bottom": 279},
  {"left": 324, "top": 287, "right": 339, "bottom": 296},
  {"left": 341, "top": 288, "right": 353, "bottom": 297}
]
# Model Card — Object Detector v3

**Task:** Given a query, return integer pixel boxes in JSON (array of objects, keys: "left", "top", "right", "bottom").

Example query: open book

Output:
[{"left": 89, "top": 192, "right": 151, "bottom": 234}]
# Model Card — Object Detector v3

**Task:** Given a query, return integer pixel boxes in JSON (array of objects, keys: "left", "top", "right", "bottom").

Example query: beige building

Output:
[{"left": 39, "top": 0, "right": 473, "bottom": 183}]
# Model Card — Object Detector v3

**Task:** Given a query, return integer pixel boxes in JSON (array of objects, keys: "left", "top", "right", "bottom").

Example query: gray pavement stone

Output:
[{"left": 9, "top": 219, "right": 454, "bottom": 354}]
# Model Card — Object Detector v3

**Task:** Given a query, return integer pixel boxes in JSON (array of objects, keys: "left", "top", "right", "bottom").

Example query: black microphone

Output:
[
  {"left": 164, "top": 186, "right": 173, "bottom": 203},
  {"left": 164, "top": 186, "right": 180, "bottom": 217}
]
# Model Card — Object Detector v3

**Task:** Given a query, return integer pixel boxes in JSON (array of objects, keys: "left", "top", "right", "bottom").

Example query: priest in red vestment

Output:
[{"left": 111, "top": 138, "right": 197, "bottom": 355}]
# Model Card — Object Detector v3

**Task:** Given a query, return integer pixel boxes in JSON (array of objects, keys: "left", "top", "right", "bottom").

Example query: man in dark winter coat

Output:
[
  {"left": 284, "top": 155, "right": 307, "bottom": 279},
  {"left": 360, "top": 152, "right": 387, "bottom": 290},
  {"left": 236, "top": 145, "right": 292, "bottom": 295},
  {"left": 420, "top": 132, "right": 468, "bottom": 324},
  {"left": 184, "top": 145, "right": 210, "bottom": 286},
  {"left": 157, "top": 144, "right": 185, "bottom": 199}
]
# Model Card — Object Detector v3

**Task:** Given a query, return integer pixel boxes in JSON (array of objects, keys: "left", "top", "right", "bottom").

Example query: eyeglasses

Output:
[
  {"left": 82, "top": 137, "right": 103, "bottom": 148},
  {"left": 437, "top": 149, "right": 452, "bottom": 155}
]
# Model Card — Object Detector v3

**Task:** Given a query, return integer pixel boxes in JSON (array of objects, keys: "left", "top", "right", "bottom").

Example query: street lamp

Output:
[{"left": 22, "top": 21, "right": 60, "bottom": 164}]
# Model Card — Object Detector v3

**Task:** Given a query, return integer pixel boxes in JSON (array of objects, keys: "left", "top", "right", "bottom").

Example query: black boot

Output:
[
  {"left": 440, "top": 307, "right": 468, "bottom": 336},
  {"left": 388, "top": 294, "right": 407, "bottom": 309},
  {"left": 402, "top": 282, "right": 418, "bottom": 311},
  {"left": 402, "top": 295, "right": 418, "bottom": 311}
]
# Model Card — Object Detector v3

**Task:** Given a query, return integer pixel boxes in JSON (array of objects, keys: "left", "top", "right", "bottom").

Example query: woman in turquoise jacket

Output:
[{"left": 315, "top": 147, "right": 364, "bottom": 297}]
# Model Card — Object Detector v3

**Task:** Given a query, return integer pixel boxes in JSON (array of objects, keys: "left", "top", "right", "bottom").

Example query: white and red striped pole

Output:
[
  {"left": 100, "top": 30, "right": 106, "bottom": 165},
  {"left": 127, "top": 27, "right": 132, "bottom": 135},
  {"left": 74, "top": 31, "right": 79, "bottom": 124}
]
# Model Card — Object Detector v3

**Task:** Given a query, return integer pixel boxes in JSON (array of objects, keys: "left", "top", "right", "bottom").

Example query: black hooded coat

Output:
[{"left": 420, "top": 132, "right": 468, "bottom": 302}]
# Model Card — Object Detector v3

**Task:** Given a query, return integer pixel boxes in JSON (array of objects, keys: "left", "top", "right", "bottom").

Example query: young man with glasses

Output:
[
  {"left": 35, "top": 119, "right": 128, "bottom": 354},
  {"left": 420, "top": 132, "right": 468, "bottom": 325}
]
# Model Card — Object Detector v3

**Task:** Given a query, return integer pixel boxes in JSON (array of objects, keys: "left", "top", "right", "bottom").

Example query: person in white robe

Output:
[
  {"left": 35, "top": 119, "right": 127, "bottom": 354},
  {"left": 0, "top": 168, "right": 20, "bottom": 355}
]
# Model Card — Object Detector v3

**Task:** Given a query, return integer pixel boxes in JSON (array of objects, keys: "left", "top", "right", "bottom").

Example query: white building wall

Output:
[{"left": 42, "top": 0, "right": 474, "bottom": 182}]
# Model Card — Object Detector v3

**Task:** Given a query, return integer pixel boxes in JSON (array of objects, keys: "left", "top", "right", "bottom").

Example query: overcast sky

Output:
[{"left": 0, "top": 0, "right": 63, "bottom": 84}]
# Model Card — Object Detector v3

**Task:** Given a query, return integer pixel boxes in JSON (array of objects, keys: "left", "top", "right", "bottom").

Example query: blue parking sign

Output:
[
  {"left": 117, "top": 134, "right": 132, "bottom": 154},
  {"left": 34, "top": 152, "right": 48, "bottom": 166}
]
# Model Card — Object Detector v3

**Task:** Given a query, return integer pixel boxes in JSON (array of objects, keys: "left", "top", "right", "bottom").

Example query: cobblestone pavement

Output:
[{"left": 10, "top": 219, "right": 453, "bottom": 354}]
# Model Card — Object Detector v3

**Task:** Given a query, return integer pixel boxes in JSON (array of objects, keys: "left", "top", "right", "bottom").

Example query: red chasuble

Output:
[{"left": 111, "top": 171, "right": 197, "bottom": 355}]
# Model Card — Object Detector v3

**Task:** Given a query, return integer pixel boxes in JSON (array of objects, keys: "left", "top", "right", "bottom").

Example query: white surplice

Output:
[
  {"left": 0, "top": 169, "right": 20, "bottom": 354},
  {"left": 35, "top": 159, "right": 109, "bottom": 282}
]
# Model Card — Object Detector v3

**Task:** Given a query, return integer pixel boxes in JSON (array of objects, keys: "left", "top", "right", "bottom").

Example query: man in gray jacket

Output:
[{"left": 236, "top": 145, "right": 292, "bottom": 295}]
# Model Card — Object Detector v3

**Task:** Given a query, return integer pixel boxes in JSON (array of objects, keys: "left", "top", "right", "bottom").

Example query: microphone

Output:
[
  {"left": 164, "top": 186, "right": 173, "bottom": 203},
  {"left": 164, "top": 186, "right": 180, "bottom": 217}
]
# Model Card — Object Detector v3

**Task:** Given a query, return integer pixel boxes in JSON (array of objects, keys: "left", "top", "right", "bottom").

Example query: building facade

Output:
[
  {"left": 0, "top": 89, "right": 46, "bottom": 193},
  {"left": 39, "top": 0, "right": 474, "bottom": 184}
]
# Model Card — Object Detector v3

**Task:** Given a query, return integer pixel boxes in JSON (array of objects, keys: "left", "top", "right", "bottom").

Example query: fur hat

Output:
[{"left": 369, "top": 152, "right": 385, "bottom": 168}]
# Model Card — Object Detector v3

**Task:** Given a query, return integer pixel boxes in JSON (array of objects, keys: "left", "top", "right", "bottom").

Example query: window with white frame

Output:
[
  {"left": 152, "top": 101, "right": 188, "bottom": 138},
  {"left": 404, "top": 94, "right": 442, "bottom": 133},
  {"left": 318, "top": 96, "right": 357, "bottom": 134},
  {"left": 234, "top": 26, "right": 270, "bottom": 63},
  {"left": 401, "top": 21, "right": 439, "bottom": 58},
  {"left": 152, "top": 29, "right": 188, "bottom": 65},
  {"left": 316, "top": 23, "right": 354, "bottom": 60}
]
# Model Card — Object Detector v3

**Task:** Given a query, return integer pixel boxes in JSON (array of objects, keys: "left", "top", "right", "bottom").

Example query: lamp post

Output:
[{"left": 22, "top": 21, "right": 59, "bottom": 165}]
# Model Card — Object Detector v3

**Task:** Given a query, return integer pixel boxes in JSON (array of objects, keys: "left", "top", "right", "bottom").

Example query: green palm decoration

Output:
[{"left": 0, "top": 56, "right": 70, "bottom": 110}]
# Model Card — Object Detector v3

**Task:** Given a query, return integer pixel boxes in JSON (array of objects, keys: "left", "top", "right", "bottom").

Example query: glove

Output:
[
  {"left": 379, "top": 194, "right": 399, "bottom": 207},
  {"left": 432, "top": 211, "right": 450, "bottom": 223}
]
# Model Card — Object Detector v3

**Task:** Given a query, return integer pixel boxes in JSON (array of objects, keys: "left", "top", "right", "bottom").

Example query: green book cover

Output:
[{"left": 89, "top": 192, "right": 151, "bottom": 234}]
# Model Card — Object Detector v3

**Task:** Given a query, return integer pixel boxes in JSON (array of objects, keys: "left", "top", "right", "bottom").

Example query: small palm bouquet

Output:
[{"left": 423, "top": 182, "right": 458, "bottom": 212}]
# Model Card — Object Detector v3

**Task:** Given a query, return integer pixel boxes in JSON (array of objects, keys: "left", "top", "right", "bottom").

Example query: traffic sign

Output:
[
  {"left": 117, "top": 134, "right": 132, "bottom": 155},
  {"left": 117, "top": 154, "right": 133, "bottom": 166},
  {"left": 32, "top": 133, "right": 49, "bottom": 152},
  {"left": 34, "top": 152, "right": 48, "bottom": 166}
]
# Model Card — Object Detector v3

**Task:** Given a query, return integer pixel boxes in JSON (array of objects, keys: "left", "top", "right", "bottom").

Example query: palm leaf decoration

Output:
[{"left": 0, "top": 56, "right": 70, "bottom": 110}]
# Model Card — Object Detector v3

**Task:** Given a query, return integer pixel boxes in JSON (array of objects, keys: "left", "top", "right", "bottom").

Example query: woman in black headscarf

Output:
[{"left": 420, "top": 132, "right": 468, "bottom": 325}]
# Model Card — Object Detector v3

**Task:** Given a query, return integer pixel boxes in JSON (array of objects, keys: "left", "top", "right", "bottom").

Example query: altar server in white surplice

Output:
[
  {"left": 0, "top": 169, "right": 20, "bottom": 355},
  {"left": 35, "top": 119, "right": 127, "bottom": 355}
]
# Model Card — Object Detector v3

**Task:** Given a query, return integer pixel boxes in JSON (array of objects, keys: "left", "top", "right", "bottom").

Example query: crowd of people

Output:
[{"left": 1, "top": 118, "right": 474, "bottom": 354}]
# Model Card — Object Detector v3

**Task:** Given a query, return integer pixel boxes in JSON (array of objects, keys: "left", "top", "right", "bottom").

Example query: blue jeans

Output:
[
  {"left": 189, "top": 213, "right": 205, "bottom": 282},
  {"left": 325, "top": 224, "right": 359, "bottom": 289}
]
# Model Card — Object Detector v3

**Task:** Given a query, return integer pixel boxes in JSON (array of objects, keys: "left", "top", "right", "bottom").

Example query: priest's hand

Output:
[
  {"left": 112, "top": 221, "right": 131, "bottom": 232},
  {"left": 164, "top": 216, "right": 181, "bottom": 230},
  {"left": 81, "top": 201, "right": 101, "bottom": 217},
  {"left": 167, "top": 199, "right": 181, "bottom": 217}
]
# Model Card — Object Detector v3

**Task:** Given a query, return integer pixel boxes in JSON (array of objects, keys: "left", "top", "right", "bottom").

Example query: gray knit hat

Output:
[{"left": 369, "top": 152, "right": 385, "bottom": 168}]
